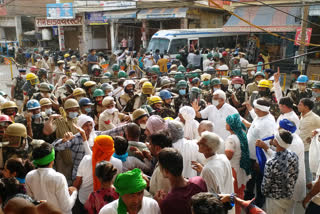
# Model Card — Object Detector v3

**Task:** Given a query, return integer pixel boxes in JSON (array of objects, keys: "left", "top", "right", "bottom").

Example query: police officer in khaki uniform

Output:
[
  {"left": 246, "top": 71, "right": 265, "bottom": 100},
  {"left": 43, "top": 98, "right": 79, "bottom": 184}
]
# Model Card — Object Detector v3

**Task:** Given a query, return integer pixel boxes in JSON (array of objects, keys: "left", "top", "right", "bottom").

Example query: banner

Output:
[
  {"left": 47, "top": 3, "right": 74, "bottom": 19},
  {"left": 295, "top": 27, "right": 312, "bottom": 46},
  {"left": 36, "top": 16, "right": 83, "bottom": 27}
]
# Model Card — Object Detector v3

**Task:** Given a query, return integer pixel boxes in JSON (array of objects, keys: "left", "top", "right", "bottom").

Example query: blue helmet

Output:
[
  {"left": 296, "top": 75, "right": 308, "bottom": 83},
  {"left": 159, "top": 89, "right": 172, "bottom": 100},
  {"left": 26, "top": 99, "right": 40, "bottom": 110},
  {"left": 79, "top": 97, "right": 93, "bottom": 107}
]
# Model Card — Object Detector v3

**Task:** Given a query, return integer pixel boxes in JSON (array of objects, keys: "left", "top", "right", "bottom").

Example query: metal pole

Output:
[{"left": 298, "top": 1, "right": 310, "bottom": 74}]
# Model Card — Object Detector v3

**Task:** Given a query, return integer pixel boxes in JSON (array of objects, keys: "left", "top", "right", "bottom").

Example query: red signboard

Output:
[
  {"left": 208, "top": 0, "right": 230, "bottom": 7},
  {"left": 295, "top": 27, "right": 312, "bottom": 46}
]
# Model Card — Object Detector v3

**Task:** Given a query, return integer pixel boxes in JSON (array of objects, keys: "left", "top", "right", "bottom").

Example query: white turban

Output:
[
  {"left": 77, "top": 114, "right": 96, "bottom": 147},
  {"left": 179, "top": 106, "right": 199, "bottom": 140}
]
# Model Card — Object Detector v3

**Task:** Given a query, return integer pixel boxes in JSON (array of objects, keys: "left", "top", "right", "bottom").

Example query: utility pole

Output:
[{"left": 298, "top": 0, "right": 310, "bottom": 73}]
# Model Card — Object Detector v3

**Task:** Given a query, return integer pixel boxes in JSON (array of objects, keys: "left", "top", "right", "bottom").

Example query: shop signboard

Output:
[
  {"left": 294, "top": 27, "right": 312, "bottom": 46},
  {"left": 99, "top": 1, "right": 136, "bottom": 11},
  {"left": 86, "top": 12, "right": 109, "bottom": 25},
  {"left": 47, "top": 3, "right": 74, "bottom": 19},
  {"left": 36, "top": 16, "right": 83, "bottom": 27}
]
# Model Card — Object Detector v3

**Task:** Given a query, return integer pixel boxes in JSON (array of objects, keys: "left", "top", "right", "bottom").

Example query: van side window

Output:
[{"left": 168, "top": 39, "right": 188, "bottom": 54}]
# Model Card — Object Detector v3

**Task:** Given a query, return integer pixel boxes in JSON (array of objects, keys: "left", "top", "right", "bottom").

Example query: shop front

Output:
[
  {"left": 35, "top": 16, "right": 84, "bottom": 51},
  {"left": 223, "top": 6, "right": 301, "bottom": 63},
  {"left": 85, "top": 10, "right": 141, "bottom": 53}
]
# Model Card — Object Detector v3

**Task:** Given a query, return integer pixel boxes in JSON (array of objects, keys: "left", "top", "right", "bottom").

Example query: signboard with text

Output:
[
  {"left": 36, "top": 16, "right": 83, "bottom": 27},
  {"left": 47, "top": 3, "right": 74, "bottom": 19},
  {"left": 295, "top": 27, "right": 312, "bottom": 46}
]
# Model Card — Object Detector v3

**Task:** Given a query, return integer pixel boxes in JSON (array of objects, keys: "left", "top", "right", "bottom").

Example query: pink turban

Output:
[{"left": 146, "top": 115, "right": 167, "bottom": 135}]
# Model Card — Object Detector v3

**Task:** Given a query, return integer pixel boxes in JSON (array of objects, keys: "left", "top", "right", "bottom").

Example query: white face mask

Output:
[
  {"left": 106, "top": 108, "right": 117, "bottom": 114},
  {"left": 234, "top": 84, "right": 241, "bottom": 90},
  {"left": 140, "top": 123, "right": 147, "bottom": 129},
  {"left": 37, "top": 58, "right": 41, "bottom": 62},
  {"left": 250, "top": 71, "right": 255, "bottom": 76},
  {"left": 45, "top": 108, "right": 53, "bottom": 115},
  {"left": 212, "top": 99, "right": 219, "bottom": 106},
  {"left": 108, "top": 92, "right": 112, "bottom": 96}
]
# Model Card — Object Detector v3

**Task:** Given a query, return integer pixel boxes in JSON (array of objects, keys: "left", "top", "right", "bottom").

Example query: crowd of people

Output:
[{"left": 0, "top": 46, "right": 320, "bottom": 214}]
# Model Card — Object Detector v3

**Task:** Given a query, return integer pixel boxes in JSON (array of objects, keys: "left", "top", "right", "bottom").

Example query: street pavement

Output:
[{"left": 0, "top": 64, "right": 19, "bottom": 95}]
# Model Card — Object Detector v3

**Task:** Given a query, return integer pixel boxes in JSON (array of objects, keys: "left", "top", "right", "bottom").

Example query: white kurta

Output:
[
  {"left": 76, "top": 155, "right": 123, "bottom": 205},
  {"left": 247, "top": 112, "right": 276, "bottom": 160},
  {"left": 225, "top": 134, "right": 251, "bottom": 188},
  {"left": 200, "top": 154, "right": 234, "bottom": 194},
  {"left": 175, "top": 117, "right": 199, "bottom": 140},
  {"left": 173, "top": 138, "right": 206, "bottom": 179},
  {"left": 99, "top": 197, "right": 160, "bottom": 214},
  {"left": 200, "top": 103, "right": 238, "bottom": 140},
  {"left": 25, "top": 168, "right": 77, "bottom": 214}
]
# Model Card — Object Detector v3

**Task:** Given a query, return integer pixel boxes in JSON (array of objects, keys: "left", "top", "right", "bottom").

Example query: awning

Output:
[
  {"left": 137, "top": 7, "right": 188, "bottom": 19},
  {"left": 309, "top": 5, "right": 320, "bottom": 16},
  {"left": 103, "top": 10, "right": 137, "bottom": 19},
  {"left": 223, "top": 6, "right": 301, "bottom": 32}
]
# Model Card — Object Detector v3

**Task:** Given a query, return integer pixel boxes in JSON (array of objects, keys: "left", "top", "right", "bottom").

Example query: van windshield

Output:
[
  {"left": 168, "top": 39, "right": 188, "bottom": 54},
  {"left": 147, "top": 38, "right": 169, "bottom": 53}
]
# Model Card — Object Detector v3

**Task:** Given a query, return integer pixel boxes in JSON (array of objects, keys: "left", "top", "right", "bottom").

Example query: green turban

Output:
[{"left": 114, "top": 168, "right": 147, "bottom": 214}]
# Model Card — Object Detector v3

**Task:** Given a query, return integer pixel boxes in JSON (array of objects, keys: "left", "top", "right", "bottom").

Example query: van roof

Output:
[{"left": 152, "top": 28, "right": 227, "bottom": 38}]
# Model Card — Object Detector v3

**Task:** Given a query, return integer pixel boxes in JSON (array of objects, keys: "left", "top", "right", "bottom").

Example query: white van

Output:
[{"left": 147, "top": 28, "right": 247, "bottom": 56}]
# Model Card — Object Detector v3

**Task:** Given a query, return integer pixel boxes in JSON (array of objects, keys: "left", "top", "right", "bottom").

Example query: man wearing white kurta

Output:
[
  {"left": 26, "top": 143, "right": 77, "bottom": 214},
  {"left": 193, "top": 89, "right": 238, "bottom": 140},
  {"left": 194, "top": 131, "right": 234, "bottom": 214},
  {"left": 167, "top": 120, "right": 205, "bottom": 179},
  {"left": 245, "top": 98, "right": 276, "bottom": 208}
]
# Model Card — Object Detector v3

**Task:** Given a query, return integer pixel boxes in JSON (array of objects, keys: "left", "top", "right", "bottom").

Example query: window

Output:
[
  {"left": 168, "top": 39, "right": 188, "bottom": 54},
  {"left": 147, "top": 38, "right": 169, "bottom": 54}
]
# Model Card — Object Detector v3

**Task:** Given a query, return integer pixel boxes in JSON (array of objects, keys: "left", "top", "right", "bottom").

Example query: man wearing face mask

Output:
[
  {"left": 229, "top": 77, "right": 246, "bottom": 117},
  {"left": 92, "top": 89, "right": 105, "bottom": 116},
  {"left": 119, "top": 80, "right": 137, "bottom": 111},
  {"left": 32, "top": 83, "right": 59, "bottom": 110},
  {"left": 11, "top": 69, "right": 26, "bottom": 113},
  {"left": 43, "top": 98, "right": 80, "bottom": 184},
  {"left": 25, "top": 99, "right": 54, "bottom": 144},
  {"left": 312, "top": 82, "right": 320, "bottom": 116},
  {"left": 200, "top": 73, "right": 212, "bottom": 103},
  {"left": 287, "top": 75, "right": 312, "bottom": 114},
  {"left": 209, "top": 78, "right": 222, "bottom": 103},
  {"left": 79, "top": 97, "right": 94, "bottom": 118},
  {"left": 39, "top": 98, "right": 55, "bottom": 119},
  {"left": 246, "top": 71, "right": 265, "bottom": 99},
  {"left": 174, "top": 80, "right": 189, "bottom": 113},
  {"left": 193, "top": 89, "right": 238, "bottom": 140},
  {"left": 159, "top": 89, "right": 177, "bottom": 118},
  {"left": 99, "top": 96, "right": 129, "bottom": 131},
  {"left": 250, "top": 79, "right": 281, "bottom": 120},
  {"left": 1, "top": 101, "right": 25, "bottom": 123},
  {"left": 132, "top": 108, "right": 149, "bottom": 142}
]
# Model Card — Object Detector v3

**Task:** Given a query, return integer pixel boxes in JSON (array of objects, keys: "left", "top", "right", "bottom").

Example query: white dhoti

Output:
[{"left": 266, "top": 198, "right": 294, "bottom": 214}]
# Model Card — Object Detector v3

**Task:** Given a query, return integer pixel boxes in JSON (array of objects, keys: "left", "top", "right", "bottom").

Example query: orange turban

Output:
[{"left": 92, "top": 135, "right": 115, "bottom": 191}]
